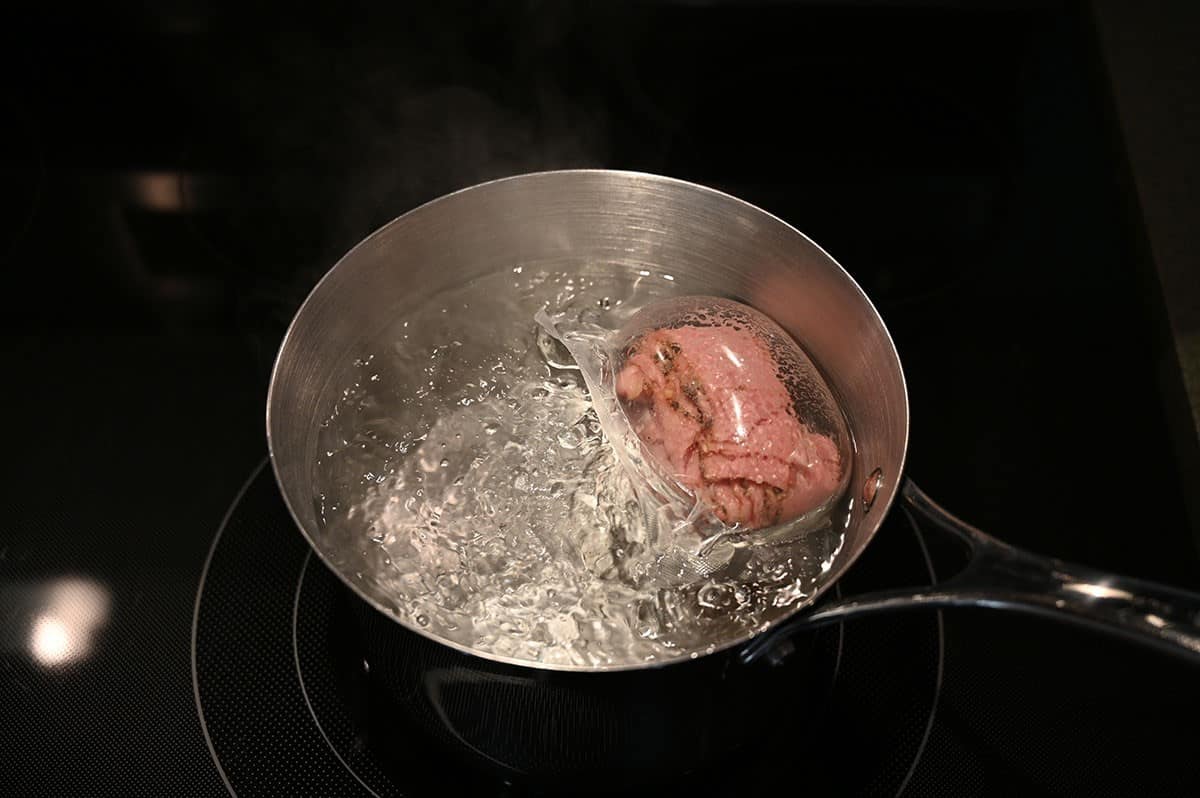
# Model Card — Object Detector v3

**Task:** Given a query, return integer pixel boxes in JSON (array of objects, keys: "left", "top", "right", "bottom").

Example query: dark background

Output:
[{"left": 1, "top": 1, "right": 1198, "bottom": 795}]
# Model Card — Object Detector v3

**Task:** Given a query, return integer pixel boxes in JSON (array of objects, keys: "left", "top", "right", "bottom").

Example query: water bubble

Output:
[
  {"left": 557, "top": 426, "right": 585, "bottom": 450},
  {"left": 315, "top": 268, "right": 847, "bottom": 669}
]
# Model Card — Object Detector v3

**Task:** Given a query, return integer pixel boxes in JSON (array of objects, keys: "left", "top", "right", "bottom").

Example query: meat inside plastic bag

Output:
[{"left": 536, "top": 295, "right": 851, "bottom": 563}]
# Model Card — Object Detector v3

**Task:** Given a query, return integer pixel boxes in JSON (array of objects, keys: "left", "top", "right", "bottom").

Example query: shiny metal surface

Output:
[
  {"left": 742, "top": 480, "right": 1200, "bottom": 665},
  {"left": 268, "top": 169, "right": 1200, "bottom": 671},
  {"left": 267, "top": 170, "right": 908, "bottom": 671}
]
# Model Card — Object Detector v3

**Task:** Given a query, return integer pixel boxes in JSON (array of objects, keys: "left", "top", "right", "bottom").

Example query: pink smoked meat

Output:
[{"left": 616, "top": 325, "right": 842, "bottom": 529}]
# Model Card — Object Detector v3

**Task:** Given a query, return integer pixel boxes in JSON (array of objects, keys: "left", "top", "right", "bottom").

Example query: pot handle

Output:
[{"left": 739, "top": 479, "right": 1200, "bottom": 666}]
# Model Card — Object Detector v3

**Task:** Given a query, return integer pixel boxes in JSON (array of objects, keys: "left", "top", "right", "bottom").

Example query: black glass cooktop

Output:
[
  {"left": 3, "top": 3, "right": 1199, "bottom": 796},
  {"left": 190, "top": 459, "right": 944, "bottom": 797}
]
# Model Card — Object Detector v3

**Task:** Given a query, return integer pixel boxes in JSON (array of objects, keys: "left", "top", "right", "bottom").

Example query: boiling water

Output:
[{"left": 315, "top": 265, "right": 850, "bottom": 668}]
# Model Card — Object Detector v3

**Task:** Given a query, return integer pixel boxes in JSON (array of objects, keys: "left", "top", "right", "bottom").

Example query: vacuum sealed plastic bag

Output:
[{"left": 536, "top": 295, "right": 851, "bottom": 569}]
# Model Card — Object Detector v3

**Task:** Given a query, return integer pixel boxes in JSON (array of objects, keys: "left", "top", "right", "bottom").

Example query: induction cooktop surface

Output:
[{"left": 2, "top": 3, "right": 1198, "bottom": 796}]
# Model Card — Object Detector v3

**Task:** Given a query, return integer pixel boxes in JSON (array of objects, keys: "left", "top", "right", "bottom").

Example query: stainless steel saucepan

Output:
[{"left": 268, "top": 169, "right": 1200, "bottom": 672}]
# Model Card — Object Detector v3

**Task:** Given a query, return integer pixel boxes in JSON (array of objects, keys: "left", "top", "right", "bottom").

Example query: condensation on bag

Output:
[{"left": 536, "top": 295, "right": 852, "bottom": 560}]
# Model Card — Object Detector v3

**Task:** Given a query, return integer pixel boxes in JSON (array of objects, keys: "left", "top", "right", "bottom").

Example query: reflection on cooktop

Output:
[{"left": 3, "top": 2, "right": 1199, "bottom": 796}]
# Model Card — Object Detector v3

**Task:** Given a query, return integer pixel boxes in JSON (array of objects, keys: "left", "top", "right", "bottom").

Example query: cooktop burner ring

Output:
[
  {"left": 192, "top": 457, "right": 944, "bottom": 796},
  {"left": 292, "top": 551, "right": 385, "bottom": 798},
  {"left": 191, "top": 457, "right": 267, "bottom": 798},
  {"left": 894, "top": 506, "right": 944, "bottom": 797}
]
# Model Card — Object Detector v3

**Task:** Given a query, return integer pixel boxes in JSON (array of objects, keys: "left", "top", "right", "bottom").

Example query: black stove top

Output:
[
  {"left": 3, "top": 3, "right": 1199, "bottom": 796},
  {"left": 189, "top": 459, "right": 944, "bottom": 796}
]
